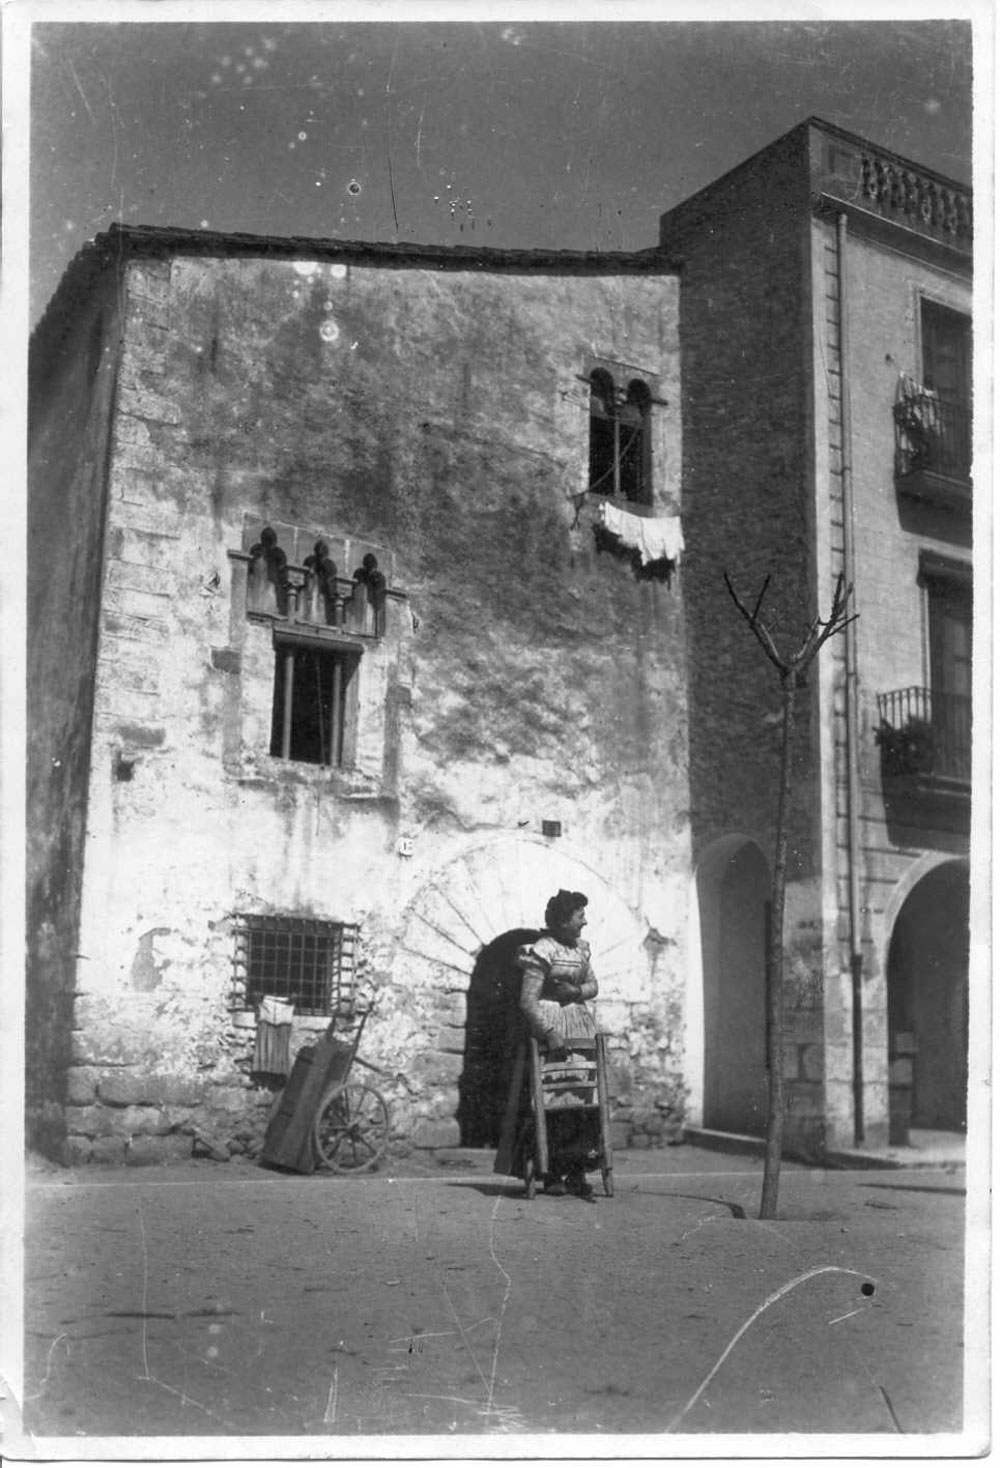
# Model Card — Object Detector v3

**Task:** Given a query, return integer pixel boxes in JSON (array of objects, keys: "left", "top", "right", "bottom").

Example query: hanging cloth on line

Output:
[{"left": 598, "top": 501, "right": 685, "bottom": 566}]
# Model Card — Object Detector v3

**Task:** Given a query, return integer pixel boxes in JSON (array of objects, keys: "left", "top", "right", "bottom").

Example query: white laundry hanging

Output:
[
  {"left": 598, "top": 501, "right": 685, "bottom": 566},
  {"left": 253, "top": 996, "right": 296, "bottom": 1076}
]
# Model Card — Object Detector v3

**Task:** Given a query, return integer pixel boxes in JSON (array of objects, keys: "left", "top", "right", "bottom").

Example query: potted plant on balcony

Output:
[
  {"left": 875, "top": 716, "right": 936, "bottom": 777},
  {"left": 893, "top": 370, "right": 948, "bottom": 472}
]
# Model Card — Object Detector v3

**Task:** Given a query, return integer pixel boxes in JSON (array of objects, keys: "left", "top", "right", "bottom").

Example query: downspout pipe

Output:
[{"left": 836, "top": 211, "right": 865, "bottom": 1146}]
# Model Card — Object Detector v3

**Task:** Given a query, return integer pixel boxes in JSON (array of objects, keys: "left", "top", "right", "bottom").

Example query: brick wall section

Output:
[
  {"left": 660, "top": 126, "right": 828, "bottom": 1155},
  {"left": 662, "top": 124, "right": 972, "bottom": 1157},
  {"left": 659, "top": 128, "right": 820, "bottom": 868}
]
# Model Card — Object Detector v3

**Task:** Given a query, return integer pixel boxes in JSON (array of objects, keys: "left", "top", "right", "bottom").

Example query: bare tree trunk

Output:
[
  {"left": 760, "top": 672, "right": 796, "bottom": 1220},
  {"left": 724, "top": 572, "right": 854, "bottom": 1220}
]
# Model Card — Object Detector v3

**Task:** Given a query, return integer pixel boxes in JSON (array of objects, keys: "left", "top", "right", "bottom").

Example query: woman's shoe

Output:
[{"left": 566, "top": 1170, "right": 594, "bottom": 1199}]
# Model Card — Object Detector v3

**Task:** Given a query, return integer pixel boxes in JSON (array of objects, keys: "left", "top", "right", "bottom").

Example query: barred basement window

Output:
[
  {"left": 270, "top": 637, "right": 360, "bottom": 766},
  {"left": 233, "top": 914, "right": 359, "bottom": 1016}
]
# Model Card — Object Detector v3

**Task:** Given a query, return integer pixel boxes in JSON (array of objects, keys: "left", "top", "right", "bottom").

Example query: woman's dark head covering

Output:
[{"left": 545, "top": 889, "right": 588, "bottom": 930}]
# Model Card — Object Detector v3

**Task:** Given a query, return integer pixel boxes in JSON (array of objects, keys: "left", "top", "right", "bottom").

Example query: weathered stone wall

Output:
[
  {"left": 27, "top": 259, "right": 122, "bottom": 1155},
  {"left": 52, "top": 245, "right": 690, "bottom": 1161}
]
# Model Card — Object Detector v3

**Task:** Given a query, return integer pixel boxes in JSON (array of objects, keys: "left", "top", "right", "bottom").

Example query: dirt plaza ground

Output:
[{"left": 9, "top": 1140, "right": 983, "bottom": 1456}]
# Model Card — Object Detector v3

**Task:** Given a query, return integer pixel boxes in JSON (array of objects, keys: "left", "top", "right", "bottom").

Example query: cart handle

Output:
[
  {"left": 352, "top": 1054, "right": 392, "bottom": 1076},
  {"left": 324, "top": 1005, "right": 370, "bottom": 1054}
]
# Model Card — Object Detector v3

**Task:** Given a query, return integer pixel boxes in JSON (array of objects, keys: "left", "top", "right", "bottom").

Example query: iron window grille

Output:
[{"left": 232, "top": 914, "right": 359, "bottom": 1016}]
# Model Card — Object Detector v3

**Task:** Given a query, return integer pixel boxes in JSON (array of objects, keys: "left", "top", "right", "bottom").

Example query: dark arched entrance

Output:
[
  {"left": 697, "top": 837, "right": 770, "bottom": 1135},
  {"left": 887, "top": 861, "right": 969, "bottom": 1132},
  {"left": 457, "top": 928, "right": 539, "bottom": 1147}
]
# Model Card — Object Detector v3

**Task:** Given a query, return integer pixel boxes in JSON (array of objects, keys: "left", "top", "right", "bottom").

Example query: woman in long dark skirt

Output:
[{"left": 495, "top": 888, "right": 600, "bottom": 1199}]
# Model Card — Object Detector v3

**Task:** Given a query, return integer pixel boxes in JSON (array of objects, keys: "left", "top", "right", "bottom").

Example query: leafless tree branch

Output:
[{"left": 723, "top": 572, "right": 787, "bottom": 674}]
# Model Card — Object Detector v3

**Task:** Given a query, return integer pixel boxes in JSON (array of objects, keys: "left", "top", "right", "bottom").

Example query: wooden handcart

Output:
[{"left": 260, "top": 1009, "right": 391, "bottom": 1175}]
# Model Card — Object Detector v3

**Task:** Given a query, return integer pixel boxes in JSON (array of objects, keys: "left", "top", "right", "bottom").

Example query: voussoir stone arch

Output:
[{"left": 386, "top": 833, "right": 648, "bottom": 1148}]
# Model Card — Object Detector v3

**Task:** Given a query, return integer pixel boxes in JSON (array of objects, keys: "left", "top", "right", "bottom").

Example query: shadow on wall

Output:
[
  {"left": 696, "top": 837, "right": 770, "bottom": 1137},
  {"left": 457, "top": 927, "right": 539, "bottom": 1148}
]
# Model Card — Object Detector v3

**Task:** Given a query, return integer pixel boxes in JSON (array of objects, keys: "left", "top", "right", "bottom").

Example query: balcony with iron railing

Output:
[
  {"left": 875, "top": 686, "right": 971, "bottom": 802},
  {"left": 893, "top": 375, "right": 972, "bottom": 513}
]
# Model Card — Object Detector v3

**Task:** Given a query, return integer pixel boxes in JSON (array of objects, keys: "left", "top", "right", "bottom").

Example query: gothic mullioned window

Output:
[
  {"left": 242, "top": 525, "right": 392, "bottom": 770},
  {"left": 588, "top": 365, "right": 654, "bottom": 505}
]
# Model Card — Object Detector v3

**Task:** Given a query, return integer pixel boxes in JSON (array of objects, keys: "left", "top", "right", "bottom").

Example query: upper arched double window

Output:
[{"left": 588, "top": 367, "right": 654, "bottom": 505}]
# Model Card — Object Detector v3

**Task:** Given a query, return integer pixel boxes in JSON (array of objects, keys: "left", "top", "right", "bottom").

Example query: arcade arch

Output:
[
  {"left": 886, "top": 857, "right": 969, "bottom": 1133},
  {"left": 691, "top": 835, "right": 770, "bottom": 1135}
]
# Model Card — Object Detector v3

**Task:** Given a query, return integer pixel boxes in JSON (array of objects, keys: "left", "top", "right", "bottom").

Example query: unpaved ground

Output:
[{"left": 14, "top": 1147, "right": 973, "bottom": 1446}]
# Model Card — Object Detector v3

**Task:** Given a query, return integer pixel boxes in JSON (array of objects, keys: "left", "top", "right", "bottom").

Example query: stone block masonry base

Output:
[
  {"left": 59, "top": 1076, "right": 686, "bottom": 1166},
  {"left": 62, "top": 1065, "right": 283, "bottom": 1166},
  {"left": 59, "top": 1071, "right": 689, "bottom": 1164}
]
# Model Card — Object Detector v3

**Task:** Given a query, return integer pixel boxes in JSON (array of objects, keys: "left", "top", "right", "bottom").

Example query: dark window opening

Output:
[
  {"left": 920, "top": 299, "right": 972, "bottom": 479},
  {"left": 588, "top": 369, "right": 616, "bottom": 495},
  {"left": 589, "top": 369, "right": 653, "bottom": 504},
  {"left": 928, "top": 576, "right": 972, "bottom": 704},
  {"left": 875, "top": 562, "right": 974, "bottom": 784},
  {"left": 270, "top": 642, "right": 358, "bottom": 766},
  {"left": 233, "top": 914, "right": 358, "bottom": 1016},
  {"left": 922, "top": 301, "right": 971, "bottom": 402}
]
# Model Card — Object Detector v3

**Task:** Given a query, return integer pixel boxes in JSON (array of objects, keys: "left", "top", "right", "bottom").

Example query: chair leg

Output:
[{"left": 529, "top": 1038, "right": 550, "bottom": 1179}]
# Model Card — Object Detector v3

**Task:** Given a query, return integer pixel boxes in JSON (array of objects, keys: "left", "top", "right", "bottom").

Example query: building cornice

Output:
[
  {"left": 94, "top": 221, "right": 678, "bottom": 273},
  {"left": 659, "top": 116, "right": 971, "bottom": 263},
  {"left": 30, "top": 225, "right": 681, "bottom": 362},
  {"left": 808, "top": 122, "right": 971, "bottom": 258}
]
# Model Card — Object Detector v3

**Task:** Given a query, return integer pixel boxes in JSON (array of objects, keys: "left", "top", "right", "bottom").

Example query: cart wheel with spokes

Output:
[{"left": 314, "top": 1082, "right": 390, "bottom": 1172}]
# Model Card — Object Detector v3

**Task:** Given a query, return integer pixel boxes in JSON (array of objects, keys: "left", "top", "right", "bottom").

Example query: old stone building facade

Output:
[
  {"left": 28, "top": 235, "right": 689, "bottom": 1163},
  {"left": 660, "top": 118, "right": 973, "bottom": 1155},
  {"left": 28, "top": 117, "right": 974, "bottom": 1166}
]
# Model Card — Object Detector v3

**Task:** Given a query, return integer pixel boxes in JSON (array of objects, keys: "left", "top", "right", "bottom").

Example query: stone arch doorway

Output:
[
  {"left": 695, "top": 835, "right": 770, "bottom": 1135},
  {"left": 392, "top": 834, "right": 648, "bottom": 1149},
  {"left": 457, "top": 927, "right": 539, "bottom": 1147},
  {"left": 886, "top": 859, "right": 969, "bottom": 1133}
]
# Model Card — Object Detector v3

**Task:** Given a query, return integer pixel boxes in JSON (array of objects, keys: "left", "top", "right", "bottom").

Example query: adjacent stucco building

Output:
[
  {"left": 661, "top": 118, "right": 973, "bottom": 1155},
  {"left": 28, "top": 232, "right": 689, "bottom": 1162}
]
